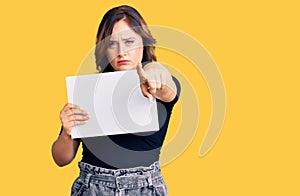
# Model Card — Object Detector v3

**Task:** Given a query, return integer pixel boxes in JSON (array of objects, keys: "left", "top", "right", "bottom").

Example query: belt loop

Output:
[
  {"left": 147, "top": 173, "right": 153, "bottom": 187},
  {"left": 84, "top": 173, "right": 92, "bottom": 188},
  {"left": 116, "top": 176, "right": 123, "bottom": 190}
]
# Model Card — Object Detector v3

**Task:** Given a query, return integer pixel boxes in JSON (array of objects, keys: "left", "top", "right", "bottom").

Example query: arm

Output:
[
  {"left": 52, "top": 129, "right": 80, "bottom": 167},
  {"left": 51, "top": 103, "right": 89, "bottom": 167},
  {"left": 137, "top": 62, "right": 177, "bottom": 102}
]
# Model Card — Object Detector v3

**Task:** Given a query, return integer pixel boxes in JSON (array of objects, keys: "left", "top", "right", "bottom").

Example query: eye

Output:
[
  {"left": 108, "top": 41, "right": 118, "bottom": 48},
  {"left": 125, "top": 40, "right": 134, "bottom": 46}
]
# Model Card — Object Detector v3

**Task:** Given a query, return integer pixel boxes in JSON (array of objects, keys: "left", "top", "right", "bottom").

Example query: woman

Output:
[{"left": 52, "top": 5, "right": 180, "bottom": 196}]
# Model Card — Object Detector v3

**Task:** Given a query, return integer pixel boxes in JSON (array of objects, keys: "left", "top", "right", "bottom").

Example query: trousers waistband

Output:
[
  {"left": 78, "top": 161, "right": 162, "bottom": 190},
  {"left": 78, "top": 161, "right": 161, "bottom": 176}
]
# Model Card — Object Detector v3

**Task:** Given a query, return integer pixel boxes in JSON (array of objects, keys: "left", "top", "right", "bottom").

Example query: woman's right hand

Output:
[{"left": 59, "top": 103, "right": 89, "bottom": 136}]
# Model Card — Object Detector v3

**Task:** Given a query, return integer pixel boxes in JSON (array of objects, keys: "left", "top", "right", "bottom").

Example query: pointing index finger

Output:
[{"left": 136, "top": 63, "right": 147, "bottom": 81}]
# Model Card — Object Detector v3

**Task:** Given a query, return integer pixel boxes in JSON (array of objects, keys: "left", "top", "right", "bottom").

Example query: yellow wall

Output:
[{"left": 1, "top": 0, "right": 299, "bottom": 195}]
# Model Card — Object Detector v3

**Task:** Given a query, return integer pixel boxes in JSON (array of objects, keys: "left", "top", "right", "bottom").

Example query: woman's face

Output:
[{"left": 106, "top": 19, "right": 144, "bottom": 71}]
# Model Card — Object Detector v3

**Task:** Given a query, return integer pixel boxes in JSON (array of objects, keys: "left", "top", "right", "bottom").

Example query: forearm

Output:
[{"left": 51, "top": 129, "right": 79, "bottom": 167}]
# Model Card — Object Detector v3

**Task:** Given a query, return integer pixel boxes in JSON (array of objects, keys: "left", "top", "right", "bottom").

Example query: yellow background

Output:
[{"left": 1, "top": 0, "right": 299, "bottom": 195}]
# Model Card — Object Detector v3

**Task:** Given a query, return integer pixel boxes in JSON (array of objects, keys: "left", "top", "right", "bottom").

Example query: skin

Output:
[
  {"left": 106, "top": 19, "right": 144, "bottom": 71},
  {"left": 52, "top": 19, "right": 177, "bottom": 167}
]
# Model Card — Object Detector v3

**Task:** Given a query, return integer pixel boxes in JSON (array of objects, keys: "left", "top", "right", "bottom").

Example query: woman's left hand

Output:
[{"left": 136, "top": 62, "right": 177, "bottom": 102}]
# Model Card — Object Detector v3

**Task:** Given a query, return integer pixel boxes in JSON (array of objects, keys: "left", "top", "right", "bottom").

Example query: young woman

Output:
[{"left": 52, "top": 5, "right": 180, "bottom": 196}]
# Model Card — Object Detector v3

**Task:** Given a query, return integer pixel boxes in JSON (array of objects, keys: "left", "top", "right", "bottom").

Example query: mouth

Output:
[{"left": 117, "top": 60, "right": 130, "bottom": 65}]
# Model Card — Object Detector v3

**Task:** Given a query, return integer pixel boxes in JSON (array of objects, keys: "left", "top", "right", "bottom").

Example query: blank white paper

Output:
[{"left": 66, "top": 70, "right": 159, "bottom": 139}]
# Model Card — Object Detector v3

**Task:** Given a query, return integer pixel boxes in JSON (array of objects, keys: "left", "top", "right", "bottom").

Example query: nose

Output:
[{"left": 118, "top": 42, "right": 126, "bottom": 56}]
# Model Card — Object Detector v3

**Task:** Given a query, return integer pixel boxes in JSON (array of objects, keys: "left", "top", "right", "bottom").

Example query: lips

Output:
[{"left": 117, "top": 60, "right": 130, "bottom": 65}]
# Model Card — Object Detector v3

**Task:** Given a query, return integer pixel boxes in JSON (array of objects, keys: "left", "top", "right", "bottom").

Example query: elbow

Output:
[
  {"left": 51, "top": 143, "right": 74, "bottom": 167},
  {"left": 52, "top": 155, "right": 73, "bottom": 167},
  {"left": 55, "top": 160, "right": 70, "bottom": 167}
]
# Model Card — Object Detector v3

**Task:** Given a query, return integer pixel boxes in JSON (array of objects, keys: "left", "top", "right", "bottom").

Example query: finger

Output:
[
  {"left": 140, "top": 84, "right": 154, "bottom": 102},
  {"left": 140, "top": 84, "right": 151, "bottom": 97},
  {"left": 136, "top": 63, "right": 147, "bottom": 81},
  {"left": 61, "top": 103, "right": 79, "bottom": 114},
  {"left": 147, "top": 78, "right": 157, "bottom": 95},
  {"left": 71, "top": 108, "right": 88, "bottom": 116},
  {"left": 64, "top": 115, "right": 89, "bottom": 123},
  {"left": 60, "top": 109, "right": 88, "bottom": 126},
  {"left": 75, "top": 121, "right": 86, "bottom": 126},
  {"left": 72, "top": 114, "right": 90, "bottom": 121},
  {"left": 64, "top": 118, "right": 87, "bottom": 129},
  {"left": 70, "top": 120, "right": 86, "bottom": 127},
  {"left": 65, "top": 103, "right": 80, "bottom": 110},
  {"left": 63, "top": 108, "right": 88, "bottom": 117},
  {"left": 155, "top": 74, "right": 162, "bottom": 90},
  {"left": 160, "top": 72, "right": 167, "bottom": 90}
]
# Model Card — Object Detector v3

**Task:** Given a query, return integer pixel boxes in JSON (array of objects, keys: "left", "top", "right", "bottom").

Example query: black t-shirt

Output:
[{"left": 60, "top": 66, "right": 181, "bottom": 169}]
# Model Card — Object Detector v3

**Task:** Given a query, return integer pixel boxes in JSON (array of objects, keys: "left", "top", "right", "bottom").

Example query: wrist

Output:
[{"left": 61, "top": 128, "right": 72, "bottom": 140}]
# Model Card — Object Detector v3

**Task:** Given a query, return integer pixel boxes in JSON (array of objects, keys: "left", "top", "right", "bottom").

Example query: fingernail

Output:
[{"left": 149, "top": 96, "right": 154, "bottom": 102}]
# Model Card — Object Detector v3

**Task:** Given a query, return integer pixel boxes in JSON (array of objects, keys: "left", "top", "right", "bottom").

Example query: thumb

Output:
[{"left": 140, "top": 83, "right": 154, "bottom": 102}]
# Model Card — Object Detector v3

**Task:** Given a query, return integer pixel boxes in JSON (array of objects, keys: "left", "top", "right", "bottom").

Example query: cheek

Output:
[
  {"left": 132, "top": 46, "right": 143, "bottom": 61},
  {"left": 106, "top": 50, "right": 115, "bottom": 61}
]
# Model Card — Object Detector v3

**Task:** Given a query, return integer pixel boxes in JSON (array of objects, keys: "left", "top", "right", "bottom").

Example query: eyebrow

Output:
[{"left": 109, "top": 37, "right": 136, "bottom": 41}]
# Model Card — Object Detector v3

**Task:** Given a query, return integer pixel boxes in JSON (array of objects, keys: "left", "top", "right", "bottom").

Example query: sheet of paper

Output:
[{"left": 66, "top": 70, "right": 159, "bottom": 138}]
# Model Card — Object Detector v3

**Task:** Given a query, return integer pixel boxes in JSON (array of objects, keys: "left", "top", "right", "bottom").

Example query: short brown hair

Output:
[{"left": 95, "top": 5, "right": 157, "bottom": 72}]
